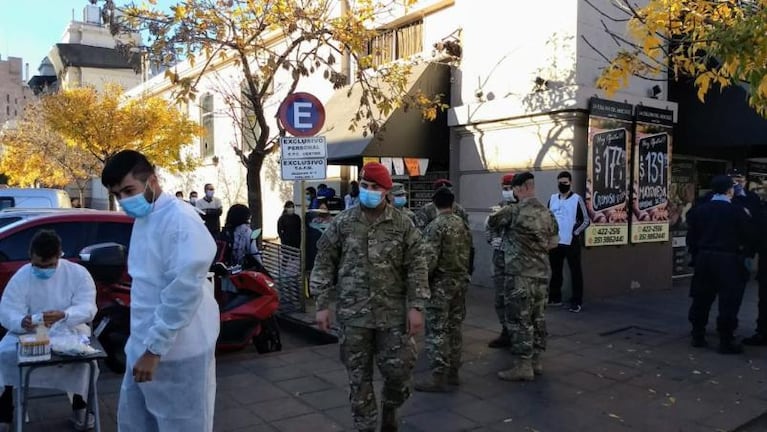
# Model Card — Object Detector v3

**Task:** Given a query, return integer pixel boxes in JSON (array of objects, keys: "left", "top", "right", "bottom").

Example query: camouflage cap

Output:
[{"left": 390, "top": 182, "right": 407, "bottom": 196}]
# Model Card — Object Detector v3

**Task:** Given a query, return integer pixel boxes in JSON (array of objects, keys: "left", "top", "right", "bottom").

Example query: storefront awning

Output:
[{"left": 321, "top": 62, "right": 450, "bottom": 164}]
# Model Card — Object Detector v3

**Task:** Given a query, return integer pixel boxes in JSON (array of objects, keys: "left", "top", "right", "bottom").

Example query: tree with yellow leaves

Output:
[
  {"left": 0, "top": 84, "right": 200, "bottom": 204},
  {"left": 0, "top": 101, "right": 99, "bottom": 201},
  {"left": 587, "top": 0, "right": 767, "bottom": 115},
  {"left": 42, "top": 84, "right": 200, "bottom": 171},
  {"left": 104, "top": 0, "right": 454, "bottom": 230}
]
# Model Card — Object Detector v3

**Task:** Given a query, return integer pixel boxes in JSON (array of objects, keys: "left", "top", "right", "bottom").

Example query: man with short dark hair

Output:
[
  {"left": 0, "top": 229, "right": 97, "bottom": 431},
  {"left": 102, "top": 150, "right": 219, "bottom": 431},
  {"left": 312, "top": 162, "right": 428, "bottom": 432},
  {"left": 687, "top": 175, "right": 754, "bottom": 354},
  {"left": 389, "top": 183, "right": 416, "bottom": 224},
  {"left": 548, "top": 171, "right": 590, "bottom": 312},
  {"left": 414, "top": 179, "right": 469, "bottom": 231},
  {"left": 195, "top": 183, "right": 223, "bottom": 237},
  {"left": 415, "top": 187, "right": 472, "bottom": 393},
  {"left": 488, "top": 172, "right": 559, "bottom": 381},
  {"left": 189, "top": 191, "right": 199, "bottom": 206}
]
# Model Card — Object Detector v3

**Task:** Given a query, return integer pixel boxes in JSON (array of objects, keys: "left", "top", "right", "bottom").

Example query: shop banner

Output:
[
  {"left": 585, "top": 98, "right": 633, "bottom": 247},
  {"left": 670, "top": 159, "right": 695, "bottom": 277},
  {"left": 631, "top": 106, "right": 674, "bottom": 243}
]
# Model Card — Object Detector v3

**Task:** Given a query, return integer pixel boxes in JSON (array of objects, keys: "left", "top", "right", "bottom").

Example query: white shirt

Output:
[
  {"left": 127, "top": 193, "right": 220, "bottom": 361},
  {"left": 548, "top": 192, "right": 590, "bottom": 246}
]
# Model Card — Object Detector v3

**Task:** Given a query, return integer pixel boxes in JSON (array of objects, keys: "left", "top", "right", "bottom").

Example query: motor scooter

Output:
[{"left": 81, "top": 242, "right": 282, "bottom": 374}]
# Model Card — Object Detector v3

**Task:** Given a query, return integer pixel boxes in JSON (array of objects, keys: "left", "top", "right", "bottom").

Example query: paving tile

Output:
[
  {"left": 402, "top": 410, "right": 478, "bottom": 432},
  {"left": 248, "top": 397, "right": 315, "bottom": 422},
  {"left": 298, "top": 388, "right": 349, "bottom": 410},
  {"left": 322, "top": 406, "right": 355, "bottom": 430},
  {"left": 276, "top": 376, "right": 333, "bottom": 395},
  {"left": 271, "top": 412, "right": 344, "bottom": 432},
  {"left": 251, "top": 365, "right": 310, "bottom": 382},
  {"left": 227, "top": 382, "right": 291, "bottom": 404},
  {"left": 214, "top": 406, "right": 264, "bottom": 430}
]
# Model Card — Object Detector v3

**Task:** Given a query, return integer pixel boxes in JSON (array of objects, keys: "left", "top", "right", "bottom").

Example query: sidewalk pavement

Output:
[{"left": 19, "top": 280, "right": 767, "bottom": 432}]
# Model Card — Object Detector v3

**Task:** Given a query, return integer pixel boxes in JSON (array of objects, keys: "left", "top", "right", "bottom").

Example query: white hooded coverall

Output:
[
  {"left": 0, "top": 259, "right": 97, "bottom": 395},
  {"left": 117, "top": 193, "right": 219, "bottom": 432}
]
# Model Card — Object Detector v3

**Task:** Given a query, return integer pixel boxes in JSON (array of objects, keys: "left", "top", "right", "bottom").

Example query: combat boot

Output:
[
  {"left": 414, "top": 373, "right": 450, "bottom": 393},
  {"left": 743, "top": 332, "right": 767, "bottom": 346},
  {"left": 532, "top": 353, "right": 543, "bottom": 375},
  {"left": 447, "top": 369, "right": 460, "bottom": 386},
  {"left": 718, "top": 337, "right": 744, "bottom": 355},
  {"left": 380, "top": 405, "right": 398, "bottom": 432},
  {"left": 691, "top": 334, "right": 707, "bottom": 348},
  {"left": 497, "top": 358, "right": 534, "bottom": 382},
  {"left": 488, "top": 328, "right": 511, "bottom": 348}
]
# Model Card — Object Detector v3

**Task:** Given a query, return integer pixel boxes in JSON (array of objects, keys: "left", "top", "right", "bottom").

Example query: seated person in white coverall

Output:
[
  {"left": 0, "top": 229, "right": 97, "bottom": 432},
  {"left": 101, "top": 150, "right": 219, "bottom": 432}
]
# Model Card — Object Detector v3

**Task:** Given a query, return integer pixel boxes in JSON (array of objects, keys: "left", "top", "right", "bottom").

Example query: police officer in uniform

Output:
[
  {"left": 485, "top": 173, "right": 517, "bottom": 348},
  {"left": 312, "top": 162, "right": 429, "bottom": 432},
  {"left": 686, "top": 175, "right": 754, "bottom": 354}
]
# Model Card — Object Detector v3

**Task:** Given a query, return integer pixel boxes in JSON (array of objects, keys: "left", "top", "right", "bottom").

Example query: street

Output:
[{"left": 14, "top": 279, "right": 767, "bottom": 432}]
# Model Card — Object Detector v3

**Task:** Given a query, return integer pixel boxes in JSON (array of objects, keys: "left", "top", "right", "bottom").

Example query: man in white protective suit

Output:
[
  {"left": 101, "top": 150, "right": 219, "bottom": 432},
  {"left": 0, "top": 229, "right": 97, "bottom": 431}
]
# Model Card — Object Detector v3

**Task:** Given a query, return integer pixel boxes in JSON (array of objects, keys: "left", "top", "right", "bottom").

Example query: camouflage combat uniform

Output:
[
  {"left": 422, "top": 213, "right": 472, "bottom": 377},
  {"left": 311, "top": 205, "right": 429, "bottom": 431},
  {"left": 488, "top": 197, "right": 558, "bottom": 360},
  {"left": 397, "top": 206, "right": 418, "bottom": 226},
  {"left": 415, "top": 201, "right": 469, "bottom": 232},
  {"left": 485, "top": 200, "right": 516, "bottom": 327}
]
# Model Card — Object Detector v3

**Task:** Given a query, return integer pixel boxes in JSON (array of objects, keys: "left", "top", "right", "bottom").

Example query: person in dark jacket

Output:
[
  {"left": 686, "top": 175, "right": 754, "bottom": 354},
  {"left": 277, "top": 201, "right": 301, "bottom": 249}
]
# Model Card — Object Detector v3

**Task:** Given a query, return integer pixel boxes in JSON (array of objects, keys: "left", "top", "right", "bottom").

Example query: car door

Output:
[{"left": 0, "top": 222, "right": 89, "bottom": 295}]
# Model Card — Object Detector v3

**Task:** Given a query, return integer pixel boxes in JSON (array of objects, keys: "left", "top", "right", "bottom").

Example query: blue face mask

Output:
[
  {"left": 733, "top": 183, "right": 745, "bottom": 196},
  {"left": 32, "top": 266, "right": 56, "bottom": 280},
  {"left": 119, "top": 183, "right": 154, "bottom": 218},
  {"left": 393, "top": 196, "right": 407, "bottom": 208},
  {"left": 359, "top": 188, "right": 384, "bottom": 208}
]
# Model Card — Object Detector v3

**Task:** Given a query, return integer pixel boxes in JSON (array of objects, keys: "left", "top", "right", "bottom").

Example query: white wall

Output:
[{"left": 80, "top": 67, "right": 141, "bottom": 91}]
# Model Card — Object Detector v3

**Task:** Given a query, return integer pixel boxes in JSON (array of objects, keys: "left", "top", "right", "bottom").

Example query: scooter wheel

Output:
[{"left": 254, "top": 317, "right": 282, "bottom": 354}]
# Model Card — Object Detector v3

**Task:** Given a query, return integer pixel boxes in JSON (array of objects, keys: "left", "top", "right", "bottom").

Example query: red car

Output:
[{"left": 0, "top": 208, "right": 134, "bottom": 296}]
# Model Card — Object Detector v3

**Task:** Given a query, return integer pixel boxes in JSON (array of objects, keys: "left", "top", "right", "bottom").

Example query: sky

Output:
[{"left": 0, "top": 0, "right": 173, "bottom": 74}]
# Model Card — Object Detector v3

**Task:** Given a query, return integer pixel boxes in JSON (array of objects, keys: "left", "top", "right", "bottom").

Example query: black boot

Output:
[
  {"left": 380, "top": 405, "right": 398, "bottom": 432},
  {"left": 718, "top": 336, "right": 744, "bottom": 354},
  {"left": 742, "top": 332, "right": 767, "bottom": 346},
  {"left": 488, "top": 328, "right": 510, "bottom": 348}
]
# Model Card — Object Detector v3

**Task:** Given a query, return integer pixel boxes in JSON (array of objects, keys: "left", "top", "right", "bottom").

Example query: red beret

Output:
[
  {"left": 433, "top": 178, "right": 453, "bottom": 190},
  {"left": 501, "top": 173, "right": 515, "bottom": 185},
  {"left": 361, "top": 162, "right": 393, "bottom": 189}
]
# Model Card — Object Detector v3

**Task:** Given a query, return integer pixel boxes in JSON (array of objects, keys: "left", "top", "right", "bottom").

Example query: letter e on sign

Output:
[{"left": 279, "top": 92, "right": 326, "bottom": 137}]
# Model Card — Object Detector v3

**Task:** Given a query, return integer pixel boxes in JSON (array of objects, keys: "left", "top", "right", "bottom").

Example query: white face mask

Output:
[
  {"left": 286, "top": 208, "right": 295, "bottom": 215},
  {"left": 502, "top": 190, "right": 514, "bottom": 202}
]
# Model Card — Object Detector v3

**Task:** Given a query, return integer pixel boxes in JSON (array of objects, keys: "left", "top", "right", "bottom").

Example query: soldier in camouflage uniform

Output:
[
  {"left": 414, "top": 188, "right": 472, "bottom": 393},
  {"left": 487, "top": 172, "right": 559, "bottom": 381},
  {"left": 389, "top": 183, "right": 417, "bottom": 225},
  {"left": 312, "top": 162, "right": 429, "bottom": 432},
  {"left": 414, "top": 179, "right": 469, "bottom": 231},
  {"left": 485, "top": 173, "right": 518, "bottom": 348}
]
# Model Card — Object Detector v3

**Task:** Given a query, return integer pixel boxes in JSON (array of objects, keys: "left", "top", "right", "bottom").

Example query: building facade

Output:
[{"left": 0, "top": 56, "right": 33, "bottom": 126}]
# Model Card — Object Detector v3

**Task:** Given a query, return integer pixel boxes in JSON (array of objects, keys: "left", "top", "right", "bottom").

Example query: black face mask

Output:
[{"left": 558, "top": 183, "right": 571, "bottom": 194}]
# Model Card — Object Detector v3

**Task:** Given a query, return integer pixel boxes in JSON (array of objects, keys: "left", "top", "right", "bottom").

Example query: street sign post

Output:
[{"left": 278, "top": 92, "right": 327, "bottom": 300}]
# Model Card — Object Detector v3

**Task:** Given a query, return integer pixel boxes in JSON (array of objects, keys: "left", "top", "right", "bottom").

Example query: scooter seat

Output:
[{"left": 221, "top": 292, "right": 256, "bottom": 312}]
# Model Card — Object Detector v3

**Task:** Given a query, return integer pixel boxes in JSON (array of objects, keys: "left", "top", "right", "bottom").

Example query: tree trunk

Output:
[{"left": 246, "top": 153, "right": 265, "bottom": 245}]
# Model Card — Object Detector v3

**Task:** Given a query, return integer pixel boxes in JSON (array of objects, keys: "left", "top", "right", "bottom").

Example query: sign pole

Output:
[{"left": 300, "top": 179, "right": 307, "bottom": 305}]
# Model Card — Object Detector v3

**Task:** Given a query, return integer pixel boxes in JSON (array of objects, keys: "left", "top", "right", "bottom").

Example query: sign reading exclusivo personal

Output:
[
  {"left": 585, "top": 98, "right": 632, "bottom": 247},
  {"left": 631, "top": 105, "right": 674, "bottom": 244}
]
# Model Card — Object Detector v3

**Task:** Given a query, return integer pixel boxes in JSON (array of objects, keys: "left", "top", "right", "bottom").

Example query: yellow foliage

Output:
[
  {"left": 597, "top": 0, "right": 767, "bottom": 115},
  {"left": 41, "top": 84, "right": 201, "bottom": 172}
]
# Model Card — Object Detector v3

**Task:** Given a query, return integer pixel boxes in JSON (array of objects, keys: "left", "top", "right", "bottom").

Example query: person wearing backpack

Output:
[{"left": 220, "top": 204, "right": 262, "bottom": 273}]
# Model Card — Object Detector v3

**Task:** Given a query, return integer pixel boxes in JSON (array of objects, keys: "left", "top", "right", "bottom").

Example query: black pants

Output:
[
  {"left": 756, "top": 254, "right": 767, "bottom": 334},
  {"left": 0, "top": 386, "right": 87, "bottom": 422},
  {"left": 688, "top": 251, "right": 748, "bottom": 339},
  {"left": 548, "top": 242, "right": 584, "bottom": 305}
]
